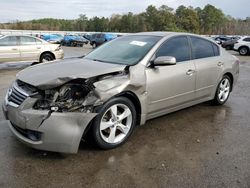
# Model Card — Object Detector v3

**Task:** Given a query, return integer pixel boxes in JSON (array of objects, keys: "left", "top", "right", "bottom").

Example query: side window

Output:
[
  {"left": 35, "top": 39, "right": 42, "bottom": 44},
  {"left": 212, "top": 43, "right": 220, "bottom": 56},
  {"left": 0, "top": 36, "right": 18, "bottom": 46},
  {"left": 191, "top": 37, "right": 214, "bottom": 59},
  {"left": 20, "top": 36, "right": 37, "bottom": 45},
  {"left": 243, "top": 38, "right": 250, "bottom": 42},
  {"left": 155, "top": 36, "right": 190, "bottom": 62}
]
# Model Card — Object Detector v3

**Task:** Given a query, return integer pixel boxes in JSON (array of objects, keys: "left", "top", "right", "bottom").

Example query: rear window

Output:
[
  {"left": 212, "top": 43, "right": 220, "bottom": 56},
  {"left": 191, "top": 37, "right": 216, "bottom": 59},
  {"left": 20, "top": 36, "right": 37, "bottom": 45}
]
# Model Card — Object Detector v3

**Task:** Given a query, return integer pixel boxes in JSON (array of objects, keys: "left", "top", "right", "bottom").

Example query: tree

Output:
[
  {"left": 76, "top": 14, "right": 88, "bottom": 31},
  {"left": 175, "top": 6, "right": 200, "bottom": 33},
  {"left": 198, "top": 4, "right": 227, "bottom": 34}
]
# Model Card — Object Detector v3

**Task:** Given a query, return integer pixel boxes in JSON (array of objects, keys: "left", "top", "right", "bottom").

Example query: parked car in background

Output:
[
  {"left": 62, "top": 35, "right": 89, "bottom": 47},
  {"left": 234, "top": 36, "right": 250, "bottom": 55},
  {"left": 213, "top": 36, "right": 231, "bottom": 45},
  {"left": 90, "top": 33, "right": 117, "bottom": 48},
  {"left": 0, "top": 35, "right": 64, "bottom": 63},
  {"left": 2, "top": 32, "right": 239, "bottom": 153},
  {"left": 221, "top": 38, "right": 239, "bottom": 50},
  {"left": 42, "top": 34, "right": 64, "bottom": 44}
]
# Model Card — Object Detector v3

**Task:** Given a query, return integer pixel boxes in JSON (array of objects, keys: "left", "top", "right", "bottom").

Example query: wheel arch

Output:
[
  {"left": 223, "top": 72, "right": 234, "bottom": 91},
  {"left": 115, "top": 91, "right": 142, "bottom": 126}
]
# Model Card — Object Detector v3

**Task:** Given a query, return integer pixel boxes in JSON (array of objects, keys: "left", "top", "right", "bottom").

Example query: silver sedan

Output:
[{"left": 2, "top": 32, "right": 239, "bottom": 153}]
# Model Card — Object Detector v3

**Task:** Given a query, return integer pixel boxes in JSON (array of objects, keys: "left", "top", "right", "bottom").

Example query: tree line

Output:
[{"left": 0, "top": 4, "right": 250, "bottom": 35}]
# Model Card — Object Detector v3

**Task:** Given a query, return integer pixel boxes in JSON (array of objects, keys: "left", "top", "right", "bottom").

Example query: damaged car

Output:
[{"left": 2, "top": 32, "right": 239, "bottom": 153}]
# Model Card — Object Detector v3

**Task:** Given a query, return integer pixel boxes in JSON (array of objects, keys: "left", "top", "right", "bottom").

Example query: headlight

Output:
[
  {"left": 55, "top": 45, "right": 62, "bottom": 51},
  {"left": 34, "top": 82, "right": 95, "bottom": 112}
]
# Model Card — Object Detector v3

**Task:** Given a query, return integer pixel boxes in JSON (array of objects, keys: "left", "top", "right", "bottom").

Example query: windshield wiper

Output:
[{"left": 92, "top": 58, "right": 113, "bottom": 64}]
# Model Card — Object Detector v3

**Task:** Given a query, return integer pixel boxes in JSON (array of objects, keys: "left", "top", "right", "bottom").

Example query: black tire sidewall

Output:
[{"left": 92, "top": 97, "right": 137, "bottom": 149}]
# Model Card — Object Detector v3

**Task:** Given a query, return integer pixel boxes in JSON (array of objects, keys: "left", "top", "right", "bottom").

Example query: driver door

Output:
[{"left": 146, "top": 36, "right": 196, "bottom": 117}]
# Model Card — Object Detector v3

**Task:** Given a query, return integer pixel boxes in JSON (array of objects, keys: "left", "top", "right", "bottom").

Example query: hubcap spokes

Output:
[
  {"left": 100, "top": 104, "right": 132, "bottom": 144},
  {"left": 240, "top": 48, "right": 247, "bottom": 55},
  {"left": 218, "top": 78, "right": 230, "bottom": 102}
]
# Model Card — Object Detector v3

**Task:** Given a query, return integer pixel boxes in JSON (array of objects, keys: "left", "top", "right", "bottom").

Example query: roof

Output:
[{"left": 133, "top": 31, "right": 175, "bottom": 37}]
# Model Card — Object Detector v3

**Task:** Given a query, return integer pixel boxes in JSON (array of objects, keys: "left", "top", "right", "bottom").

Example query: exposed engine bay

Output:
[{"left": 33, "top": 71, "right": 127, "bottom": 112}]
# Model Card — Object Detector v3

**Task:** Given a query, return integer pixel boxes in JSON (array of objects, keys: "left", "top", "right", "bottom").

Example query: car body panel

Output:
[
  {"left": 146, "top": 61, "right": 196, "bottom": 115},
  {"left": 2, "top": 32, "right": 239, "bottom": 153},
  {"left": 17, "top": 58, "right": 127, "bottom": 89},
  {"left": 193, "top": 56, "right": 223, "bottom": 99},
  {"left": 0, "top": 45, "right": 21, "bottom": 62}
]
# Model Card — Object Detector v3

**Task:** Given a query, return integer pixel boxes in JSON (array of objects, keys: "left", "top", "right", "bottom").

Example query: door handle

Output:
[
  {"left": 37, "top": 47, "right": 41, "bottom": 49},
  {"left": 12, "top": 48, "right": 18, "bottom": 50},
  {"left": 186, "top": 69, "right": 195, "bottom": 76},
  {"left": 217, "top": 62, "right": 224, "bottom": 66}
]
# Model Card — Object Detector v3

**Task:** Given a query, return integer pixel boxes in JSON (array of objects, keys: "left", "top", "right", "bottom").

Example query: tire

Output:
[
  {"left": 239, "top": 46, "right": 249, "bottom": 56},
  {"left": 92, "top": 97, "right": 137, "bottom": 149},
  {"left": 212, "top": 75, "right": 232, "bottom": 105},
  {"left": 225, "top": 46, "right": 231, "bottom": 50},
  {"left": 40, "top": 53, "right": 54, "bottom": 63}
]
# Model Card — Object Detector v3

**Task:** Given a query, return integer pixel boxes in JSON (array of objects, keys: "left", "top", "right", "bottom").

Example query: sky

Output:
[{"left": 0, "top": 0, "right": 249, "bottom": 23}]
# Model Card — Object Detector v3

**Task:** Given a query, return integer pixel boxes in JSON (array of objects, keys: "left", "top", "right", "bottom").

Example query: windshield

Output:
[{"left": 85, "top": 35, "right": 161, "bottom": 65}]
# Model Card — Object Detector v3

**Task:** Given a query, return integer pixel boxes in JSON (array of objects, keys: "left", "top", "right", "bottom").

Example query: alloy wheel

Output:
[
  {"left": 218, "top": 78, "right": 230, "bottom": 103},
  {"left": 100, "top": 103, "right": 132, "bottom": 144}
]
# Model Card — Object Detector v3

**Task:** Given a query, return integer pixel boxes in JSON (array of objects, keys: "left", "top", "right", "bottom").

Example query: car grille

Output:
[
  {"left": 8, "top": 85, "right": 29, "bottom": 106},
  {"left": 7, "top": 80, "right": 37, "bottom": 106}
]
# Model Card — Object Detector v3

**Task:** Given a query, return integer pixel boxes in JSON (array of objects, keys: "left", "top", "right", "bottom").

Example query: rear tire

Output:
[
  {"left": 92, "top": 97, "right": 136, "bottom": 150},
  {"left": 212, "top": 75, "right": 232, "bottom": 105}
]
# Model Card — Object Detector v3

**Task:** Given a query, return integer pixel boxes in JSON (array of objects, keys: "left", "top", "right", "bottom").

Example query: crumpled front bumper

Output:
[{"left": 2, "top": 94, "right": 97, "bottom": 153}]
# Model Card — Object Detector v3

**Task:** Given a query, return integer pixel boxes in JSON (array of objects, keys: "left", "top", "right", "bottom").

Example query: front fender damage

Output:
[
  {"left": 20, "top": 65, "right": 147, "bottom": 153},
  {"left": 90, "top": 64, "right": 148, "bottom": 125}
]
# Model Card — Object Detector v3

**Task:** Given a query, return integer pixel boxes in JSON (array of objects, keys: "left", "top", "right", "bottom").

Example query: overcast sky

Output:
[{"left": 0, "top": 0, "right": 249, "bottom": 23}]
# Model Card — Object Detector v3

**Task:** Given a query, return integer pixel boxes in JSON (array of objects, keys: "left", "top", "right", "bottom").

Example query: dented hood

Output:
[{"left": 16, "top": 58, "right": 126, "bottom": 89}]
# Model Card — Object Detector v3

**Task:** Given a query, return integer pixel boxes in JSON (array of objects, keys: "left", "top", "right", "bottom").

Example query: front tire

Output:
[
  {"left": 239, "top": 46, "right": 249, "bottom": 56},
  {"left": 212, "top": 75, "right": 232, "bottom": 105},
  {"left": 92, "top": 97, "right": 136, "bottom": 149},
  {"left": 40, "top": 53, "right": 54, "bottom": 63}
]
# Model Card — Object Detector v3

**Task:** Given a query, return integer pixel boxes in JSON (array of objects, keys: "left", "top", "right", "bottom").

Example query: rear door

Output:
[
  {"left": 189, "top": 36, "right": 223, "bottom": 99},
  {"left": 19, "top": 36, "right": 42, "bottom": 61},
  {"left": 0, "top": 36, "right": 20, "bottom": 63}
]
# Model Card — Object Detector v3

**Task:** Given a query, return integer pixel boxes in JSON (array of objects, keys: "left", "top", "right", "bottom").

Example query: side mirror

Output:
[{"left": 153, "top": 56, "right": 176, "bottom": 66}]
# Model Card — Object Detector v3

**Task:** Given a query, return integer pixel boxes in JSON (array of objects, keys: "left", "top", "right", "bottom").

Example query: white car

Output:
[
  {"left": 234, "top": 36, "right": 250, "bottom": 56},
  {"left": 0, "top": 35, "right": 64, "bottom": 63}
]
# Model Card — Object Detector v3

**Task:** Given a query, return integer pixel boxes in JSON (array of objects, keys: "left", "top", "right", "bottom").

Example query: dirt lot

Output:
[{"left": 0, "top": 46, "right": 250, "bottom": 188}]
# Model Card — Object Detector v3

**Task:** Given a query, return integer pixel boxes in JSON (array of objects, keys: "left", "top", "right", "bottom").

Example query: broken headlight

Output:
[{"left": 34, "top": 82, "right": 95, "bottom": 112}]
